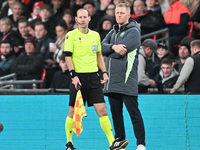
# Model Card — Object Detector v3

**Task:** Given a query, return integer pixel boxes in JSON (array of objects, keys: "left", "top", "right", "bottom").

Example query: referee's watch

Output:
[{"left": 103, "top": 71, "right": 109, "bottom": 76}]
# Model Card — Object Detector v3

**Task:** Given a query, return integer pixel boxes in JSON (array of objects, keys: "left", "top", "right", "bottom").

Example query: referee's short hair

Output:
[{"left": 76, "top": 8, "right": 89, "bottom": 17}]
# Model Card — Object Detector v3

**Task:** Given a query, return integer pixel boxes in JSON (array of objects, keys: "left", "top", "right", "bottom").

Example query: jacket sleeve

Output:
[
  {"left": 102, "top": 27, "right": 141, "bottom": 59},
  {"left": 172, "top": 57, "right": 194, "bottom": 91},
  {"left": 11, "top": 56, "right": 22, "bottom": 75},
  {"left": 110, "top": 27, "right": 141, "bottom": 59},
  {"left": 119, "top": 27, "right": 141, "bottom": 54},
  {"left": 138, "top": 54, "right": 152, "bottom": 86},
  {"left": 0, "top": 57, "right": 16, "bottom": 73},
  {"left": 17, "top": 54, "right": 44, "bottom": 74},
  {"left": 101, "top": 30, "right": 115, "bottom": 56}
]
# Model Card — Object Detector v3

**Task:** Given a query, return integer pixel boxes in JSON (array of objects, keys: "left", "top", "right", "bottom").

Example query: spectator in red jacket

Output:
[{"left": 164, "top": 0, "right": 190, "bottom": 55}]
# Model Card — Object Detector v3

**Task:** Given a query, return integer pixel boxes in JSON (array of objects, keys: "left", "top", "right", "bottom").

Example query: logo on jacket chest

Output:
[{"left": 120, "top": 32, "right": 125, "bottom": 38}]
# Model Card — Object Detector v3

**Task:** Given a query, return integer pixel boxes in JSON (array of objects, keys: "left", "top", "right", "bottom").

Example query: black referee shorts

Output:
[{"left": 69, "top": 72, "right": 105, "bottom": 107}]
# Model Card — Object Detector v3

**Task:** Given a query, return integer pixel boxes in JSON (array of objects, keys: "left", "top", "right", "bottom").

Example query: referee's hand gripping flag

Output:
[{"left": 72, "top": 84, "right": 87, "bottom": 136}]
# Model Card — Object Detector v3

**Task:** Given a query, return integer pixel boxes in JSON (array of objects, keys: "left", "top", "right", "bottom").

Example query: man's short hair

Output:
[
  {"left": 17, "top": 17, "right": 28, "bottom": 25},
  {"left": 0, "top": 40, "right": 12, "bottom": 47},
  {"left": 59, "top": 53, "right": 66, "bottom": 62},
  {"left": 116, "top": 3, "right": 131, "bottom": 14},
  {"left": 191, "top": 40, "right": 200, "bottom": 49},
  {"left": 63, "top": 8, "right": 74, "bottom": 17},
  {"left": 40, "top": 4, "right": 52, "bottom": 14},
  {"left": 161, "top": 58, "right": 173, "bottom": 66},
  {"left": 34, "top": 21, "right": 47, "bottom": 30},
  {"left": 12, "top": 1, "right": 24, "bottom": 10}
]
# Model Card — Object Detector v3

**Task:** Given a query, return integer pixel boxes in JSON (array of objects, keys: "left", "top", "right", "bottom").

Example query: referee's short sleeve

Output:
[{"left": 64, "top": 32, "right": 73, "bottom": 53}]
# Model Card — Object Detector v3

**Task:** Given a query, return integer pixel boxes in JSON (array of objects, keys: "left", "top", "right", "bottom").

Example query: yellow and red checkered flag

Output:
[{"left": 72, "top": 89, "right": 87, "bottom": 136}]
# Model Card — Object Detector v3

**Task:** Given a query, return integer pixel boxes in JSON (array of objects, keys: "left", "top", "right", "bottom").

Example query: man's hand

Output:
[
  {"left": 72, "top": 76, "right": 82, "bottom": 90},
  {"left": 150, "top": 80, "right": 157, "bottom": 87},
  {"left": 45, "top": 59, "right": 54, "bottom": 65},
  {"left": 100, "top": 0, "right": 111, "bottom": 10},
  {"left": 194, "top": 22, "right": 200, "bottom": 30},
  {"left": 112, "top": 44, "right": 127, "bottom": 55},
  {"left": 170, "top": 89, "right": 175, "bottom": 94},
  {"left": 101, "top": 73, "right": 109, "bottom": 84}
]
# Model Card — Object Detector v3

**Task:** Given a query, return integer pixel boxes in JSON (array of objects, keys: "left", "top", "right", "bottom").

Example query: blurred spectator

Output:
[
  {"left": 157, "top": 0, "right": 169, "bottom": 14},
  {"left": 104, "top": 3, "right": 115, "bottom": 17},
  {"left": 170, "top": 40, "right": 200, "bottom": 94},
  {"left": 191, "top": 5, "right": 200, "bottom": 39},
  {"left": 145, "top": 0, "right": 161, "bottom": 12},
  {"left": 145, "top": 0, "right": 164, "bottom": 26},
  {"left": 174, "top": 43, "right": 191, "bottom": 73},
  {"left": 180, "top": 36, "right": 195, "bottom": 46},
  {"left": 27, "top": 19, "right": 36, "bottom": 37},
  {"left": 8, "top": 1, "right": 24, "bottom": 31},
  {"left": 0, "top": 17, "right": 18, "bottom": 42},
  {"left": 71, "top": 0, "right": 85, "bottom": 16},
  {"left": 28, "top": 1, "right": 44, "bottom": 22},
  {"left": 180, "top": 0, "right": 199, "bottom": 17},
  {"left": 113, "top": 0, "right": 124, "bottom": 6},
  {"left": 138, "top": 39, "right": 158, "bottom": 93},
  {"left": 62, "top": 8, "right": 75, "bottom": 31},
  {"left": 124, "top": 0, "right": 133, "bottom": 7},
  {"left": 154, "top": 42, "right": 175, "bottom": 67},
  {"left": 96, "top": 15, "right": 115, "bottom": 41},
  {"left": 164, "top": 0, "right": 190, "bottom": 55},
  {"left": 83, "top": 1, "right": 104, "bottom": 30},
  {"left": 99, "top": 0, "right": 112, "bottom": 11},
  {"left": 131, "top": 0, "right": 165, "bottom": 35},
  {"left": 0, "top": 0, "right": 18, "bottom": 19},
  {"left": 51, "top": 0, "right": 66, "bottom": 23},
  {"left": 0, "top": 40, "right": 16, "bottom": 76},
  {"left": 34, "top": 21, "right": 57, "bottom": 88},
  {"left": 11, "top": 36, "right": 44, "bottom": 89},
  {"left": 52, "top": 20, "right": 68, "bottom": 65},
  {"left": 50, "top": 53, "right": 71, "bottom": 89},
  {"left": 12, "top": 37, "right": 24, "bottom": 57},
  {"left": 17, "top": 19, "right": 30, "bottom": 46},
  {"left": 34, "top": 21, "right": 54, "bottom": 67},
  {"left": 62, "top": 0, "right": 70, "bottom": 8},
  {"left": 0, "top": 0, "right": 7, "bottom": 12},
  {"left": 37, "top": 4, "right": 56, "bottom": 39},
  {"left": 154, "top": 58, "right": 179, "bottom": 93},
  {"left": 21, "top": 0, "right": 42, "bottom": 12}
]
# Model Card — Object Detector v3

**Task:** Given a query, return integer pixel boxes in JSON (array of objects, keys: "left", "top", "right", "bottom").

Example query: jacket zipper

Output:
[
  {"left": 106, "top": 30, "right": 120, "bottom": 91},
  {"left": 106, "top": 58, "right": 111, "bottom": 91}
]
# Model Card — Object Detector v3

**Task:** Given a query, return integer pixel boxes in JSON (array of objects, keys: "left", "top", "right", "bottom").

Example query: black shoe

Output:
[
  {"left": 109, "top": 138, "right": 129, "bottom": 150},
  {"left": 66, "top": 142, "right": 78, "bottom": 150}
]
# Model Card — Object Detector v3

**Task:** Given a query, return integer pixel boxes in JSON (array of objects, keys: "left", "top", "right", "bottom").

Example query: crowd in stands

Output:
[{"left": 0, "top": 0, "right": 200, "bottom": 94}]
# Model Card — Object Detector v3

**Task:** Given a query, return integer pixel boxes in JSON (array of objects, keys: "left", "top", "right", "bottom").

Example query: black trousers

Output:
[{"left": 108, "top": 93, "right": 145, "bottom": 146}]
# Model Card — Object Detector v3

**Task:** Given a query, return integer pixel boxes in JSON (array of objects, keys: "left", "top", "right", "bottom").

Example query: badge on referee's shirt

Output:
[{"left": 92, "top": 45, "right": 97, "bottom": 53}]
